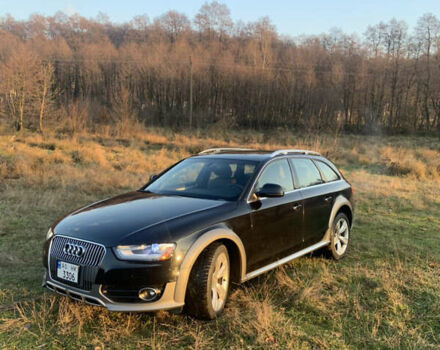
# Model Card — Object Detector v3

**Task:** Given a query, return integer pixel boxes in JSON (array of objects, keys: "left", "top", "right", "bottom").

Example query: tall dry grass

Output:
[{"left": 1, "top": 127, "right": 439, "bottom": 208}]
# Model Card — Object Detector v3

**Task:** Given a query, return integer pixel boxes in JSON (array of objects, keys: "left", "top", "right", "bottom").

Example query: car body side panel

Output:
[
  {"left": 302, "top": 181, "right": 351, "bottom": 245},
  {"left": 246, "top": 190, "right": 304, "bottom": 271},
  {"left": 300, "top": 185, "right": 333, "bottom": 247}
]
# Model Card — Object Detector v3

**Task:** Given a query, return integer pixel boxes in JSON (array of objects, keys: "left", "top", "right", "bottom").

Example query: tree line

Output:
[{"left": 1, "top": 2, "right": 440, "bottom": 134}]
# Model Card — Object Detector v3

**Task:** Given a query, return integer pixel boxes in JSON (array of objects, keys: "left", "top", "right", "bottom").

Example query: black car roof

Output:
[
  {"left": 192, "top": 148, "right": 323, "bottom": 162},
  {"left": 194, "top": 152, "right": 272, "bottom": 162}
]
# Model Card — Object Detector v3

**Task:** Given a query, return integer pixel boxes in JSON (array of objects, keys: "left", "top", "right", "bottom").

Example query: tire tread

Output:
[{"left": 185, "top": 243, "right": 225, "bottom": 319}]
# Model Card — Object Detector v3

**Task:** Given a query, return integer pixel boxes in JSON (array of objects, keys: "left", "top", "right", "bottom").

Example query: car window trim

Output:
[
  {"left": 312, "top": 159, "right": 341, "bottom": 183},
  {"left": 288, "top": 157, "right": 325, "bottom": 189},
  {"left": 254, "top": 157, "right": 295, "bottom": 193},
  {"left": 287, "top": 156, "right": 298, "bottom": 189},
  {"left": 247, "top": 155, "right": 337, "bottom": 202},
  {"left": 246, "top": 156, "right": 297, "bottom": 202},
  {"left": 247, "top": 178, "right": 344, "bottom": 203}
]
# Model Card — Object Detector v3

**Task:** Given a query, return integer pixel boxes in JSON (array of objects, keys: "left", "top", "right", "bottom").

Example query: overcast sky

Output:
[{"left": 1, "top": 0, "right": 439, "bottom": 36}]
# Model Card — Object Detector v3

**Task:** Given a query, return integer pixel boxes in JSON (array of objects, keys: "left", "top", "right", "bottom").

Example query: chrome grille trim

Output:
[
  {"left": 48, "top": 235, "right": 106, "bottom": 291},
  {"left": 50, "top": 235, "right": 106, "bottom": 266}
]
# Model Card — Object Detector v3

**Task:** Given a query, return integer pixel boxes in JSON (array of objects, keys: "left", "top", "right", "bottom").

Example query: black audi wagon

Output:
[{"left": 43, "top": 148, "right": 354, "bottom": 319}]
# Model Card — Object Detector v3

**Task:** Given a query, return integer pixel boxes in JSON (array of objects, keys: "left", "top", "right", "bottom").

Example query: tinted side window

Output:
[
  {"left": 290, "top": 158, "right": 323, "bottom": 188},
  {"left": 255, "top": 159, "right": 294, "bottom": 192},
  {"left": 315, "top": 160, "right": 340, "bottom": 182}
]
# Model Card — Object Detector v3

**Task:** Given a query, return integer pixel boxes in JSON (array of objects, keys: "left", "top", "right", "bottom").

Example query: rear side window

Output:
[
  {"left": 289, "top": 158, "right": 323, "bottom": 188},
  {"left": 255, "top": 159, "right": 294, "bottom": 192},
  {"left": 315, "top": 160, "right": 340, "bottom": 182}
]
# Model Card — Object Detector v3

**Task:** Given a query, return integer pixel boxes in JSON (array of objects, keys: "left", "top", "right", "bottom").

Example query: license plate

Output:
[{"left": 57, "top": 261, "right": 79, "bottom": 283}]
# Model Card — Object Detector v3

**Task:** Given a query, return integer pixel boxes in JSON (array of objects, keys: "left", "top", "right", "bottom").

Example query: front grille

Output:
[
  {"left": 49, "top": 236, "right": 106, "bottom": 291},
  {"left": 50, "top": 236, "right": 105, "bottom": 266}
]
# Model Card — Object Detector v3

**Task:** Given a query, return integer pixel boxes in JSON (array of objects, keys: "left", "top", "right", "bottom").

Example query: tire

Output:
[
  {"left": 327, "top": 212, "right": 350, "bottom": 260},
  {"left": 185, "top": 243, "right": 230, "bottom": 319}
]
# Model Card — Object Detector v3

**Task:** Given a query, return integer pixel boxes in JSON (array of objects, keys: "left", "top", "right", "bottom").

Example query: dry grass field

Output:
[{"left": 0, "top": 126, "right": 439, "bottom": 349}]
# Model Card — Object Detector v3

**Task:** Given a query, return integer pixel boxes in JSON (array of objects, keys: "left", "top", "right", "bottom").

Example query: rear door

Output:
[
  {"left": 247, "top": 159, "right": 304, "bottom": 270},
  {"left": 289, "top": 158, "right": 333, "bottom": 247}
]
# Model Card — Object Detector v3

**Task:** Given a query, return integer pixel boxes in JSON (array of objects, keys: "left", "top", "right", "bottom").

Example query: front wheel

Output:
[
  {"left": 185, "top": 243, "right": 230, "bottom": 319},
  {"left": 328, "top": 213, "right": 350, "bottom": 260}
]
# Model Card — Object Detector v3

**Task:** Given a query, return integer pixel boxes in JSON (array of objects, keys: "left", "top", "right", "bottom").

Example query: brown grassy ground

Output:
[{"left": 0, "top": 127, "right": 439, "bottom": 349}]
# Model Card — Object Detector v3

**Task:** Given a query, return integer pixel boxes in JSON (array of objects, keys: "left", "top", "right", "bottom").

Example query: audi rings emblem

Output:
[{"left": 63, "top": 243, "right": 86, "bottom": 257}]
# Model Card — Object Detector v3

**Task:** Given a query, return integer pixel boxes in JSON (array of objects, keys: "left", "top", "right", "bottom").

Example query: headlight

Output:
[
  {"left": 114, "top": 243, "right": 176, "bottom": 261},
  {"left": 46, "top": 228, "right": 54, "bottom": 240}
]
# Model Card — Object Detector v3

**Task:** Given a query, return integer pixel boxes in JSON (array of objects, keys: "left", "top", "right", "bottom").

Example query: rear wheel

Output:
[
  {"left": 328, "top": 213, "right": 350, "bottom": 260},
  {"left": 185, "top": 243, "right": 230, "bottom": 319}
]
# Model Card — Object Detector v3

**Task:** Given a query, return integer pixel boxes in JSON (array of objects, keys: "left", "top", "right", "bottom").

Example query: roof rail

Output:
[
  {"left": 270, "top": 149, "right": 321, "bottom": 157},
  {"left": 198, "top": 148, "right": 255, "bottom": 155}
]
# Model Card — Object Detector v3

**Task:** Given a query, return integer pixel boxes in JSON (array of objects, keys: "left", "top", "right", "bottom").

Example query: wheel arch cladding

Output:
[
  {"left": 218, "top": 238, "right": 242, "bottom": 284},
  {"left": 328, "top": 195, "right": 352, "bottom": 228},
  {"left": 322, "top": 195, "right": 353, "bottom": 243},
  {"left": 173, "top": 228, "right": 247, "bottom": 304},
  {"left": 337, "top": 205, "right": 353, "bottom": 227}
]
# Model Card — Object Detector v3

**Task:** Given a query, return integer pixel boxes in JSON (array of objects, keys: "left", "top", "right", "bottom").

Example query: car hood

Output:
[{"left": 53, "top": 191, "right": 227, "bottom": 246}]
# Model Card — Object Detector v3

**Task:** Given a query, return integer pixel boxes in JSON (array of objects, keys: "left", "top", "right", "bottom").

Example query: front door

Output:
[{"left": 247, "top": 159, "right": 304, "bottom": 271}]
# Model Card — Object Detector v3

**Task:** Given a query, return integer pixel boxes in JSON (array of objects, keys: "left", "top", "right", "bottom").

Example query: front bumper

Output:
[
  {"left": 43, "top": 235, "right": 185, "bottom": 312},
  {"left": 42, "top": 269, "right": 184, "bottom": 312}
]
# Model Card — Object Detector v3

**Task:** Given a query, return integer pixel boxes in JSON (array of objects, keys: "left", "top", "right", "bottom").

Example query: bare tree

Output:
[
  {"left": 415, "top": 13, "right": 440, "bottom": 129},
  {"left": 155, "top": 11, "right": 190, "bottom": 42},
  {"left": 1, "top": 11, "right": 440, "bottom": 134},
  {"left": 36, "top": 61, "right": 55, "bottom": 133},
  {"left": 194, "top": 1, "right": 233, "bottom": 40},
  {"left": 1, "top": 44, "right": 39, "bottom": 131}
]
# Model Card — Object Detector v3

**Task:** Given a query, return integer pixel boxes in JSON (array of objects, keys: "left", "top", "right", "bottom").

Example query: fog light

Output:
[{"left": 138, "top": 287, "right": 161, "bottom": 301}]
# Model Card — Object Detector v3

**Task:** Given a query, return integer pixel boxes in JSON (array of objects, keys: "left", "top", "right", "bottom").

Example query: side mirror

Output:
[
  {"left": 149, "top": 174, "right": 158, "bottom": 182},
  {"left": 255, "top": 183, "right": 284, "bottom": 198}
]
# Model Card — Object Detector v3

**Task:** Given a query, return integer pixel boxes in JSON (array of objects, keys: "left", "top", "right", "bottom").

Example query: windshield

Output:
[{"left": 144, "top": 158, "right": 259, "bottom": 201}]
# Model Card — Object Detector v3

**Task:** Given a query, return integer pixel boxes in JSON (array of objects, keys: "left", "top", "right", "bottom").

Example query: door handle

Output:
[
  {"left": 292, "top": 203, "right": 302, "bottom": 211},
  {"left": 324, "top": 196, "right": 333, "bottom": 202}
]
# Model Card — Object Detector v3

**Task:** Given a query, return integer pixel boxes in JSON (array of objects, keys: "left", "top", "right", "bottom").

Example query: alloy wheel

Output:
[
  {"left": 334, "top": 217, "right": 349, "bottom": 256},
  {"left": 211, "top": 251, "right": 229, "bottom": 312}
]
